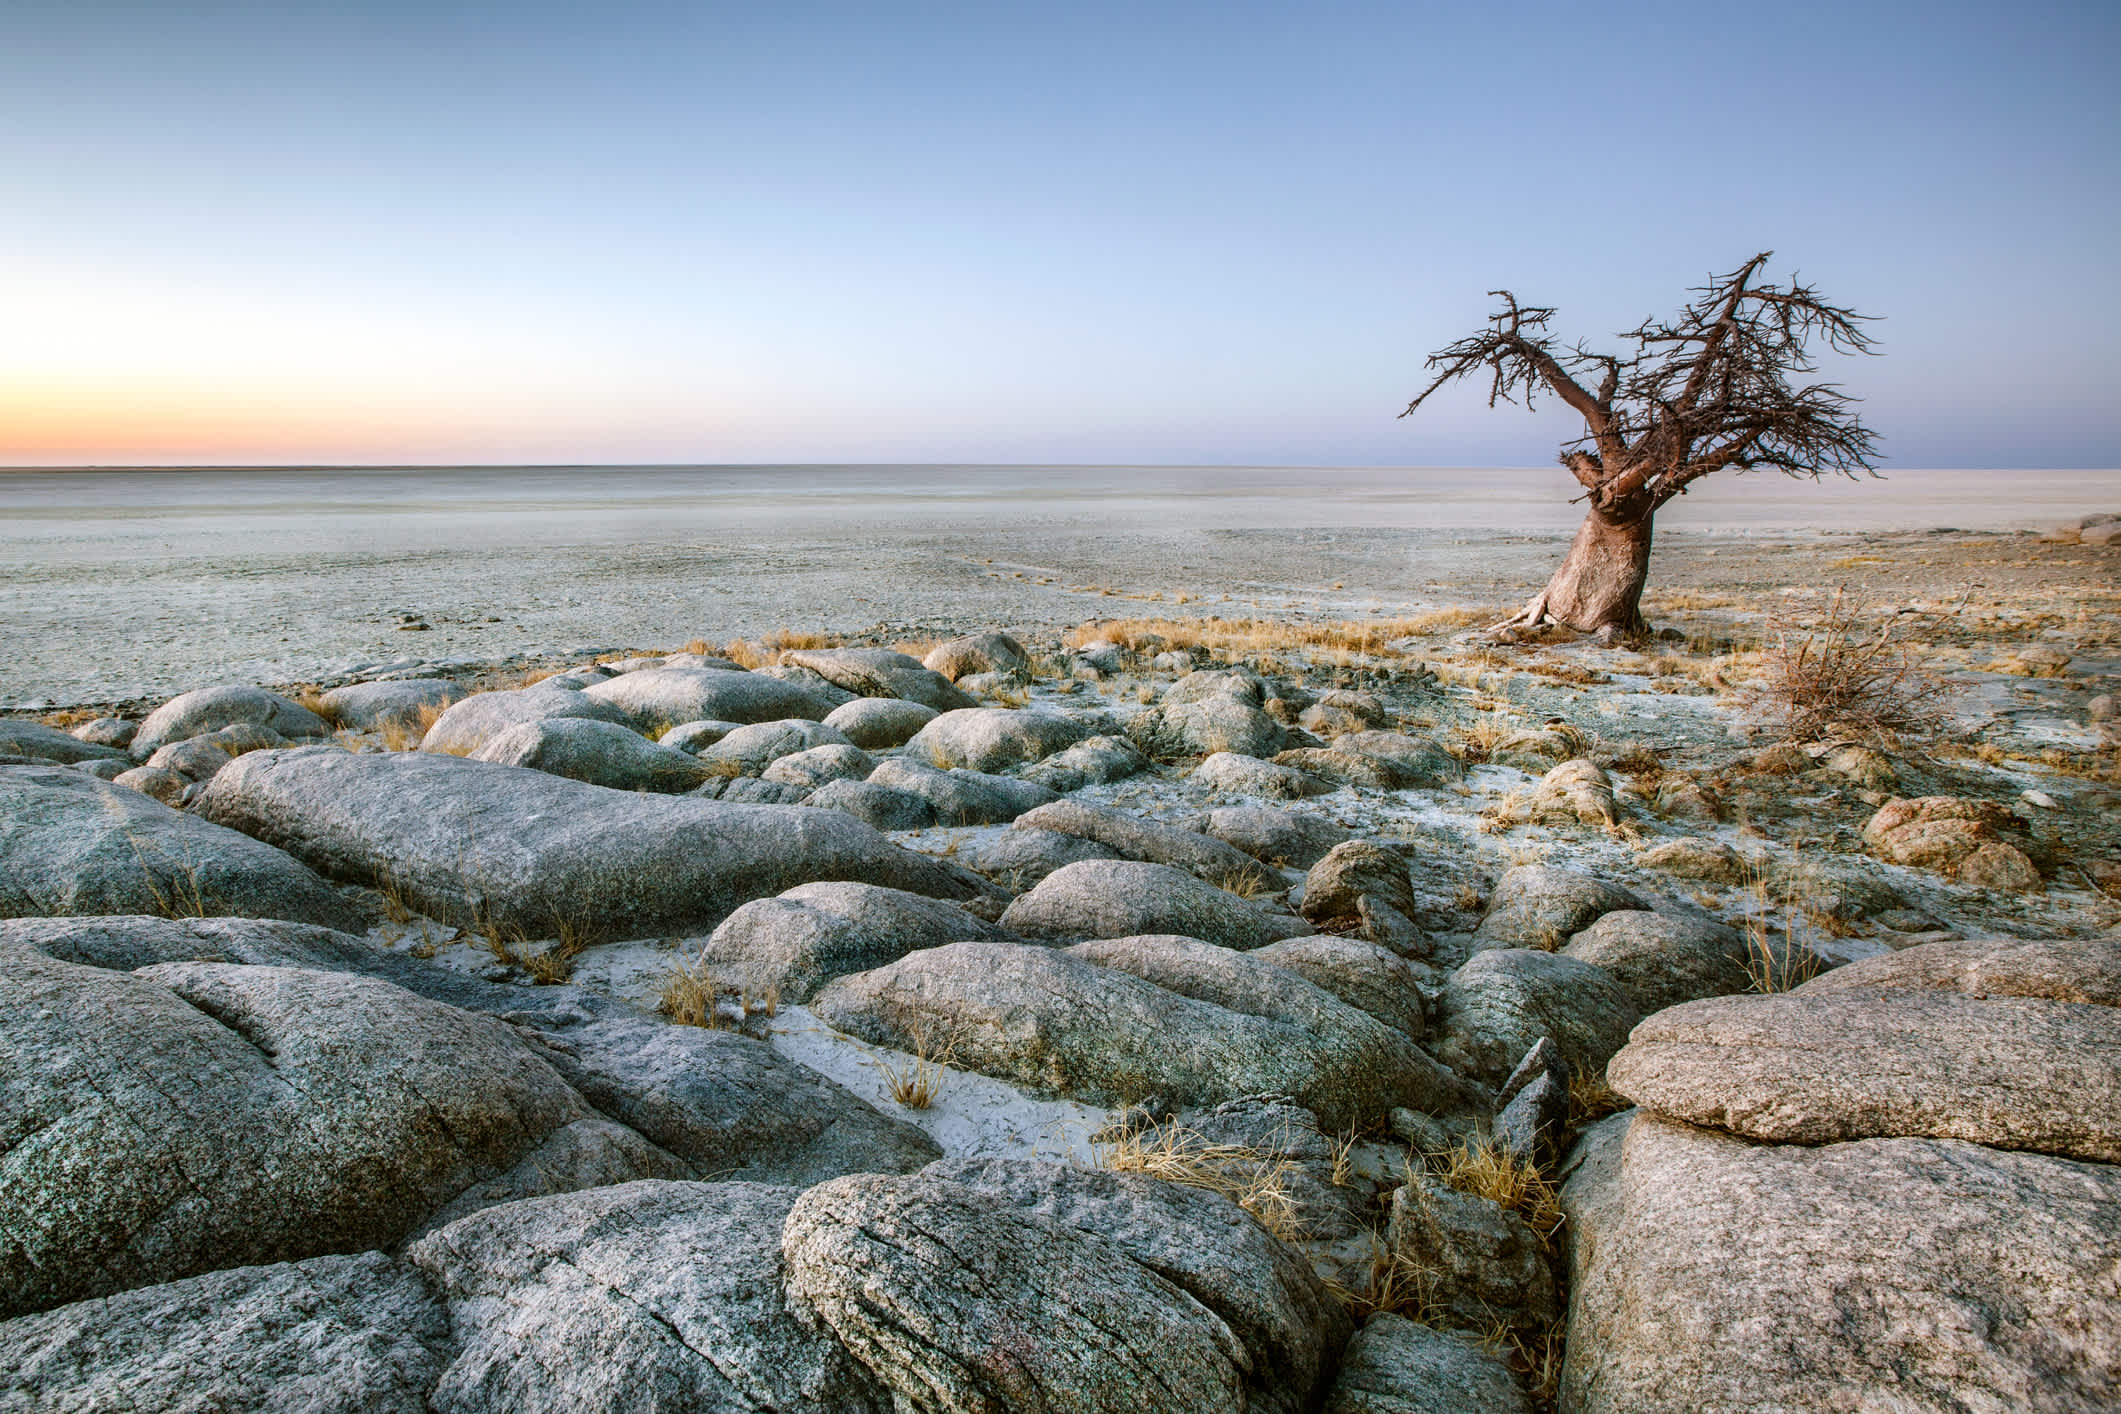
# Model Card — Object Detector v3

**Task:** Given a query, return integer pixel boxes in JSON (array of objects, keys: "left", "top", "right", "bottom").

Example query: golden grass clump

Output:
[
  {"left": 1095, "top": 1117, "right": 1304, "bottom": 1243},
  {"left": 875, "top": 1026, "right": 957, "bottom": 1110},
  {"left": 1061, "top": 611, "right": 1489, "bottom": 663},
  {"left": 1432, "top": 1139, "right": 1564, "bottom": 1239},
  {"left": 658, "top": 958, "right": 723, "bottom": 1028},
  {"left": 377, "top": 701, "right": 448, "bottom": 752},
  {"left": 1567, "top": 1066, "right": 1630, "bottom": 1126},
  {"left": 1211, "top": 861, "right": 1279, "bottom": 899},
  {"left": 1739, "top": 864, "right": 1825, "bottom": 993},
  {"left": 36, "top": 707, "right": 104, "bottom": 729}
]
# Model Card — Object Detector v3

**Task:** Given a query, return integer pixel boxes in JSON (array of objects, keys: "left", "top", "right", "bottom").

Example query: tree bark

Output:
[{"left": 1500, "top": 502, "right": 1655, "bottom": 638}]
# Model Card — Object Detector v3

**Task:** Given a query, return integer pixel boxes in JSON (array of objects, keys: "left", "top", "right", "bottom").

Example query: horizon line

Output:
[{"left": 3, "top": 461, "right": 2115, "bottom": 474}]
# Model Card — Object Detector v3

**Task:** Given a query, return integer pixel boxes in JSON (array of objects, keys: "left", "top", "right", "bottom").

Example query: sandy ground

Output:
[{"left": 2, "top": 465, "right": 2115, "bottom": 708}]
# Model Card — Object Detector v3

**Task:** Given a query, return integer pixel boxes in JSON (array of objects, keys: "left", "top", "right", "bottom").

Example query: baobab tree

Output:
[{"left": 1402, "top": 252, "right": 1880, "bottom": 640}]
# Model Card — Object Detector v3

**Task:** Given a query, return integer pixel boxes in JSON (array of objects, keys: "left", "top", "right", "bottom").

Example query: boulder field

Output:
[{"left": 4, "top": 625, "right": 2116, "bottom": 1410}]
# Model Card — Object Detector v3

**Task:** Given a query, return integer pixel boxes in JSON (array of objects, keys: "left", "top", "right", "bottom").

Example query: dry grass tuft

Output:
[
  {"left": 291, "top": 687, "right": 334, "bottom": 722},
  {"left": 1452, "top": 711, "right": 1515, "bottom": 765},
  {"left": 658, "top": 958, "right": 723, "bottom": 1028},
  {"left": 374, "top": 870, "right": 417, "bottom": 925},
  {"left": 876, "top": 1026, "right": 956, "bottom": 1110},
  {"left": 1747, "top": 589, "right": 1953, "bottom": 742},
  {"left": 1096, "top": 1116, "right": 1304, "bottom": 1242},
  {"left": 1211, "top": 861, "right": 1279, "bottom": 899},
  {"left": 1739, "top": 864, "right": 1824, "bottom": 993},
  {"left": 1432, "top": 1139, "right": 1564, "bottom": 1239},
  {"left": 37, "top": 707, "right": 103, "bottom": 729},
  {"left": 377, "top": 702, "right": 448, "bottom": 752},
  {"left": 1567, "top": 1066, "right": 1630, "bottom": 1126}
]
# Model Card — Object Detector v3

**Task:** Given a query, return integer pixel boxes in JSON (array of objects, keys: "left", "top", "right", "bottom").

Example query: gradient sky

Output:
[{"left": 2, "top": 1, "right": 2115, "bottom": 467}]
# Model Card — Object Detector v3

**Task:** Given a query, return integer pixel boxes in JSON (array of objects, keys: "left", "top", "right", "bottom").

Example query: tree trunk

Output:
[{"left": 1500, "top": 502, "right": 1655, "bottom": 639}]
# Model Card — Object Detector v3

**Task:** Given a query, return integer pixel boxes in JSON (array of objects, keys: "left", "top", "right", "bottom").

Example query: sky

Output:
[{"left": 1, "top": 1, "right": 2115, "bottom": 468}]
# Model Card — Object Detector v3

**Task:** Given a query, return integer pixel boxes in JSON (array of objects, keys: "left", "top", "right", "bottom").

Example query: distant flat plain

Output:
[{"left": 2, "top": 464, "right": 2113, "bottom": 707}]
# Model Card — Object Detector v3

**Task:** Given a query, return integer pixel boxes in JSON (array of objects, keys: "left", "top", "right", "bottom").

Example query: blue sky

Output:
[{"left": 1, "top": 0, "right": 2114, "bottom": 466}]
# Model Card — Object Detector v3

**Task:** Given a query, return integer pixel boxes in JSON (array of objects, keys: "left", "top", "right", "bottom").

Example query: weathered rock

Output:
[
  {"left": 866, "top": 756, "right": 1059, "bottom": 824},
  {"left": 813, "top": 940, "right": 1442, "bottom": 1126},
  {"left": 317, "top": 677, "right": 466, "bottom": 730},
  {"left": 1271, "top": 748, "right": 1406, "bottom": 791},
  {"left": 1493, "top": 1037, "right": 1572, "bottom": 1163},
  {"left": 1001, "top": 860, "right": 1313, "bottom": 949},
  {"left": 195, "top": 747, "right": 980, "bottom": 937},
  {"left": 905, "top": 706, "right": 1088, "bottom": 773},
  {"left": 1560, "top": 910, "right": 1769, "bottom": 1016},
  {"left": 0, "top": 1251, "right": 451, "bottom": 1414},
  {"left": 1164, "top": 668, "right": 1269, "bottom": 706},
  {"left": 521, "top": 1009, "right": 944, "bottom": 1185},
  {"left": 921, "top": 1157, "right": 1350, "bottom": 1411},
  {"left": 1794, "top": 935, "right": 2121, "bottom": 1006},
  {"left": 1607, "top": 988, "right": 2121, "bottom": 1161},
  {"left": 1130, "top": 696, "right": 1288, "bottom": 759},
  {"left": 0, "top": 720, "right": 126, "bottom": 766},
  {"left": 68, "top": 717, "right": 137, "bottom": 749},
  {"left": 751, "top": 661, "right": 861, "bottom": 707},
  {"left": 1329, "top": 731, "right": 1458, "bottom": 789},
  {"left": 1014, "top": 799, "right": 1261, "bottom": 882},
  {"left": 1072, "top": 638, "right": 1125, "bottom": 674},
  {"left": 1298, "top": 689, "right": 1387, "bottom": 737},
  {"left": 1473, "top": 865, "right": 1643, "bottom": 951},
  {"left": 1779, "top": 854, "right": 1906, "bottom": 923},
  {"left": 408, "top": 1180, "right": 887, "bottom": 1414},
  {"left": 1559, "top": 1113, "right": 2121, "bottom": 1413},
  {"left": 1185, "top": 803, "right": 1351, "bottom": 868},
  {"left": 0, "top": 954, "right": 679, "bottom": 1318},
  {"left": 418, "top": 685, "right": 637, "bottom": 755},
  {"left": 1301, "top": 840, "right": 1417, "bottom": 925},
  {"left": 924, "top": 630, "right": 1030, "bottom": 681},
  {"left": 1065, "top": 934, "right": 1461, "bottom": 1122},
  {"left": 1863, "top": 795, "right": 2043, "bottom": 891},
  {"left": 67, "top": 757, "right": 128, "bottom": 782},
  {"left": 655, "top": 717, "right": 745, "bottom": 753},
  {"left": 1191, "top": 750, "right": 1331, "bottom": 800},
  {"left": 0, "top": 765, "right": 367, "bottom": 931},
  {"left": 783, "top": 1163, "right": 1343, "bottom": 1414},
  {"left": 823, "top": 695, "right": 939, "bottom": 749},
  {"left": 1524, "top": 758, "right": 1618, "bottom": 826},
  {"left": 1253, "top": 934, "right": 1429, "bottom": 1039},
  {"left": 961, "top": 826, "right": 1121, "bottom": 887},
  {"left": 695, "top": 717, "right": 853, "bottom": 773},
  {"left": 131, "top": 686, "right": 332, "bottom": 755},
  {"left": 144, "top": 732, "right": 247, "bottom": 782},
  {"left": 761, "top": 741, "right": 875, "bottom": 789},
  {"left": 581, "top": 667, "right": 832, "bottom": 729},
  {"left": 1637, "top": 836, "right": 1745, "bottom": 884},
  {"left": 783, "top": 647, "right": 977, "bottom": 711},
  {"left": 1322, "top": 1312, "right": 1532, "bottom": 1414},
  {"left": 1151, "top": 649, "right": 1196, "bottom": 673},
  {"left": 1431, "top": 948, "right": 1642, "bottom": 1088},
  {"left": 699, "top": 881, "right": 1004, "bottom": 1003},
  {"left": 800, "top": 777, "right": 937, "bottom": 830},
  {"left": 1021, "top": 733, "right": 1150, "bottom": 790},
  {"left": 468, "top": 715, "right": 712, "bottom": 792},
  {"left": 110, "top": 763, "right": 190, "bottom": 805},
  {"left": 1385, "top": 1173, "right": 1558, "bottom": 1325}
]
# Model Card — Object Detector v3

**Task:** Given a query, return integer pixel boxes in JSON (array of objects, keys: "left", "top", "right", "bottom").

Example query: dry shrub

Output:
[
  {"left": 1747, "top": 590, "right": 1953, "bottom": 742},
  {"left": 374, "top": 869, "right": 417, "bottom": 925},
  {"left": 681, "top": 638, "right": 712, "bottom": 655},
  {"left": 1096, "top": 1116, "right": 1304, "bottom": 1243},
  {"left": 36, "top": 707, "right": 103, "bottom": 729},
  {"left": 522, "top": 916, "right": 604, "bottom": 986},
  {"left": 1452, "top": 711, "right": 1515, "bottom": 765}
]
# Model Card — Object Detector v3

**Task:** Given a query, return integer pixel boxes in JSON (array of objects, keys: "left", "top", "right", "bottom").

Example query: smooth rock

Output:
[
  {"left": 0, "top": 720, "right": 127, "bottom": 766},
  {"left": 905, "top": 706, "right": 1088, "bottom": 773},
  {"left": 656, "top": 717, "right": 745, "bottom": 753},
  {"left": 1130, "top": 696, "right": 1288, "bottom": 759},
  {"left": 0, "top": 765, "right": 367, "bottom": 931},
  {"left": 469, "top": 716, "right": 713, "bottom": 792},
  {"left": 1322, "top": 1312, "right": 1532, "bottom": 1414},
  {"left": 696, "top": 717, "right": 853, "bottom": 774},
  {"left": 782, "top": 1163, "right": 1343, "bottom": 1414},
  {"left": 960, "top": 827, "right": 1121, "bottom": 887},
  {"left": 1253, "top": 934, "right": 1429, "bottom": 1040},
  {"left": 1329, "top": 731, "right": 1458, "bottom": 789},
  {"left": 0, "top": 1251, "right": 450, "bottom": 1414},
  {"left": 822, "top": 695, "right": 939, "bottom": 749},
  {"left": 1185, "top": 803, "right": 1351, "bottom": 868},
  {"left": 1013, "top": 799, "right": 1261, "bottom": 881},
  {"left": 699, "top": 880, "right": 1004, "bottom": 1003},
  {"left": 317, "top": 678, "right": 466, "bottom": 730},
  {"left": 0, "top": 954, "right": 677, "bottom": 1318},
  {"left": 1606, "top": 988, "right": 2121, "bottom": 1161},
  {"left": 1637, "top": 836, "right": 1746, "bottom": 884},
  {"left": 582, "top": 667, "right": 832, "bottom": 729},
  {"left": 131, "top": 686, "right": 331, "bottom": 755},
  {"left": 866, "top": 756, "right": 1059, "bottom": 824},
  {"left": 783, "top": 647, "right": 977, "bottom": 711},
  {"left": 1474, "top": 866, "right": 1643, "bottom": 951},
  {"left": 1794, "top": 935, "right": 2121, "bottom": 1005},
  {"left": 812, "top": 940, "right": 1440, "bottom": 1127},
  {"left": 1001, "top": 859, "right": 1313, "bottom": 949},
  {"left": 68, "top": 717, "right": 137, "bottom": 749},
  {"left": 418, "top": 686, "right": 636, "bottom": 755},
  {"left": 407, "top": 1180, "right": 886, "bottom": 1414},
  {"left": 1431, "top": 948, "right": 1642, "bottom": 1088},
  {"left": 1560, "top": 909, "right": 1770, "bottom": 1016},
  {"left": 800, "top": 777, "right": 937, "bottom": 830},
  {"left": 923, "top": 630, "right": 1030, "bottom": 681},
  {"left": 1191, "top": 750, "right": 1331, "bottom": 800},
  {"left": 1559, "top": 1113, "right": 2121, "bottom": 1413},
  {"left": 761, "top": 742, "right": 875, "bottom": 789},
  {"left": 1384, "top": 1173, "right": 1558, "bottom": 1325},
  {"left": 195, "top": 747, "right": 980, "bottom": 937}
]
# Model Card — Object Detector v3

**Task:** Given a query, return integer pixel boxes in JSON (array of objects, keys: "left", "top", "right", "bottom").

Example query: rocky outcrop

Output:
[
  {"left": 923, "top": 631, "right": 1030, "bottom": 681},
  {"left": 1384, "top": 1174, "right": 1558, "bottom": 1325},
  {"left": 1322, "top": 1312, "right": 1531, "bottom": 1414},
  {"left": 867, "top": 756, "right": 1060, "bottom": 824},
  {"left": 1430, "top": 947, "right": 1641, "bottom": 1088},
  {"left": 697, "top": 880, "right": 1005, "bottom": 1003},
  {"left": 1130, "top": 696, "right": 1288, "bottom": 760},
  {"left": 905, "top": 706, "right": 1088, "bottom": 773},
  {"left": 130, "top": 685, "right": 332, "bottom": 755},
  {"left": 695, "top": 717, "right": 853, "bottom": 773},
  {"left": 1794, "top": 935, "right": 2121, "bottom": 1005},
  {"left": 1559, "top": 909, "right": 1769, "bottom": 1016},
  {"left": 1605, "top": 987, "right": 2121, "bottom": 1161},
  {"left": 1560, "top": 1113, "right": 2121, "bottom": 1413},
  {"left": 1252, "top": 934, "right": 1429, "bottom": 1040},
  {"left": 822, "top": 695, "right": 938, "bottom": 749},
  {"left": 1185, "top": 803, "right": 1351, "bottom": 868},
  {"left": 468, "top": 715, "right": 712, "bottom": 792},
  {"left": 418, "top": 685, "right": 637, "bottom": 755},
  {"left": 582, "top": 666, "right": 833, "bottom": 728},
  {"left": 961, "top": 827, "right": 1122, "bottom": 886},
  {"left": 1191, "top": 751, "right": 1331, "bottom": 801},
  {"left": 1863, "top": 795, "right": 2044, "bottom": 891},
  {"left": 782, "top": 1160, "right": 1346, "bottom": 1414},
  {"left": 0, "top": 765, "right": 367, "bottom": 932},
  {"left": 0, "top": 720, "right": 127, "bottom": 767},
  {"left": 408, "top": 1180, "right": 887, "bottom": 1414},
  {"left": 317, "top": 678, "right": 466, "bottom": 730},
  {"left": 782, "top": 647, "right": 977, "bottom": 711},
  {"left": 1474, "top": 865, "right": 1642, "bottom": 951},
  {"left": 1013, "top": 799, "right": 1261, "bottom": 881},
  {"left": 194, "top": 747, "right": 980, "bottom": 936},
  {"left": 1001, "top": 859, "right": 1313, "bottom": 949}
]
